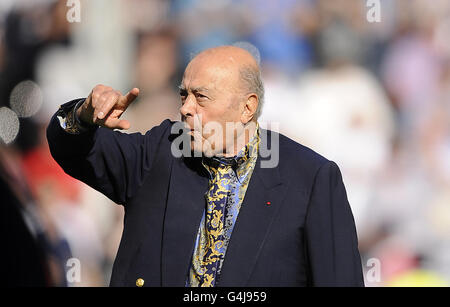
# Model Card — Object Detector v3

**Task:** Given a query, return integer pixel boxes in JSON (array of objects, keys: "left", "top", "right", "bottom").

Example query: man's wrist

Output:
[
  {"left": 57, "top": 98, "right": 97, "bottom": 134},
  {"left": 73, "top": 99, "right": 95, "bottom": 130}
]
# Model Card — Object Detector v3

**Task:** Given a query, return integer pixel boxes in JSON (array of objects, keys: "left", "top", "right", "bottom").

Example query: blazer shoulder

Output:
[
  {"left": 94, "top": 118, "right": 175, "bottom": 155},
  {"left": 143, "top": 118, "right": 174, "bottom": 137},
  {"left": 277, "top": 131, "right": 330, "bottom": 171},
  {"left": 273, "top": 132, "right": 343, "bottom": 197},
  {"left": 136, "top": 118, "right": 175, "bottom": 148}
]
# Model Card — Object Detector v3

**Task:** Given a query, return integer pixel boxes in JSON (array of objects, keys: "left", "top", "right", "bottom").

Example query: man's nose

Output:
[{"left": 180, "top": 95, "right": 196, "bottom": 120}]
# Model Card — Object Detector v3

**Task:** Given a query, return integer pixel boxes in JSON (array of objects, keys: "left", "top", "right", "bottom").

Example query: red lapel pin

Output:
[{"left": 266, "top": 201, "right": 271, "bottom": 206}]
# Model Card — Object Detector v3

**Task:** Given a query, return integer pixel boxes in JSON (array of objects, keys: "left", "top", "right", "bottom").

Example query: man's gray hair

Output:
[
  {"left": 232, "top": 42, "right": 264, "bottom": 119},
  {"left": 239, "top": 64, "right": 265, "bottom": 119}
]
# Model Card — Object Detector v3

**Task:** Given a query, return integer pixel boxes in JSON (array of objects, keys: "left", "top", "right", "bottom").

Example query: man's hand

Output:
[{"left": 77, "top": 84, "right": 139, "bottom": 130}]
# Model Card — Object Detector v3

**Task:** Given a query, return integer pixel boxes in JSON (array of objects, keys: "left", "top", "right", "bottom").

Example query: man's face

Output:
[{"left": 179, "top": 54, "right": 246, "bottom": 156}]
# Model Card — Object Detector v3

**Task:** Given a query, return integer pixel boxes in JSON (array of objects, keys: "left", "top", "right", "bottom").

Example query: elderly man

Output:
[{"left": 47, "top": 46, "right": 364, "bottom": 287}]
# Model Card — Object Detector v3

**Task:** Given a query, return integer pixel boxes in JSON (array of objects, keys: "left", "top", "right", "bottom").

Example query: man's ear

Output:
[{"left": 241, "top": 94, "right": 258, "bottom": 124}]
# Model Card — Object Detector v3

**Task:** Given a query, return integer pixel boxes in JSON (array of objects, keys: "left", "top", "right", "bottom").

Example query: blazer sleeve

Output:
[
  {"left": 304, "top": 160, "right": 364, "bottom": 286},
  {"left": 46, "top": 99, "right": 172, "bottom": 205}
]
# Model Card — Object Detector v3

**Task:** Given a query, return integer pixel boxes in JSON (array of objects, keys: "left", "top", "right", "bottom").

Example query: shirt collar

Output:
[{"left": 202, "top": 123, "right": 260, "bottom": 174}]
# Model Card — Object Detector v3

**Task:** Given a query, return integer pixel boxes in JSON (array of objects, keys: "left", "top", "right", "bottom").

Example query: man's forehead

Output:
[{"left": 181, "top": 60, "right": 237, "bottom": 90}]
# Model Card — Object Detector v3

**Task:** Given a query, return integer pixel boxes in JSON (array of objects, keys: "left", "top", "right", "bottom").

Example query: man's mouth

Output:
[{"left": 187, "top": 129, "right": 201, "bottom": 137}]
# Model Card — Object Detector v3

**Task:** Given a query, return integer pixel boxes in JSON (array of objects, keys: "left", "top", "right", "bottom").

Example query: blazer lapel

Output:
[
  {"left": 161, "top": 156, "right": 209, "bottom": 286},
  {"left": 217, "top": 130, "right": 288, "bottom": 286},
  {"left": 161, "top": 128, "right": 286, "bottom": 287}
]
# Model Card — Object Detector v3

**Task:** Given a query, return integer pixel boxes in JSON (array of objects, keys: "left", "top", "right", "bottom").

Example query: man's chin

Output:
[
  {"left": 189, "top": 138, "right": 221, "bottom": 158},
  {"left": 189, "top": 142, "right": 212, "bottom": 158}
]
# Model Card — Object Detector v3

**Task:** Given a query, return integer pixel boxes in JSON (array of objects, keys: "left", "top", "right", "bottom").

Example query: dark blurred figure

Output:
[
  {"left": 0, "top": 0, "right": 73, "bottom": 287},
  {"left": 0, "top": 144, "right": 71, "bottom": 287}
]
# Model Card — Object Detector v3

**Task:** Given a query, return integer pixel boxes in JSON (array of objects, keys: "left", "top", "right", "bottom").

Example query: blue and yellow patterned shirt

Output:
[{"left": 188, "top": 126, "right": 260, "bottom": 287}]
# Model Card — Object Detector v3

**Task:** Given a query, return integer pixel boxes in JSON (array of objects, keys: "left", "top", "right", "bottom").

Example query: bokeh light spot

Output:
[
  {"left": 10, "top": 80, "right": 43, "bottom": 118},
  {"left": 0, "top": 107, "right": 20, "bottom": 145}
]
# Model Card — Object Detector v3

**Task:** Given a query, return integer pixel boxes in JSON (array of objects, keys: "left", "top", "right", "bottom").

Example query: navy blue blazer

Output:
[{"left": 47, "top": 99, "right": 364, "bottom": 287}]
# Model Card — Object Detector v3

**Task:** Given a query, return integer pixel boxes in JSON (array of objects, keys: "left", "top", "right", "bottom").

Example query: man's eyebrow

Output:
[
  {"left": 178, "top": 85, "right": 210, "bottom": 93},
  {"left": 192, "top": 87, "right": 210, "bottom": 92}
]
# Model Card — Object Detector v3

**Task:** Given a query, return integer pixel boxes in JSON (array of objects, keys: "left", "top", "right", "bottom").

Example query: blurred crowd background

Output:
[{"left": 1, "top": 0, "right": 449, "bottom": 287}]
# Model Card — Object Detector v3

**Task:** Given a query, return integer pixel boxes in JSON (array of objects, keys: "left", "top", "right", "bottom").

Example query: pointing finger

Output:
[{"left": 122, "top": 87, "right": 140, "bottom": 107}]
